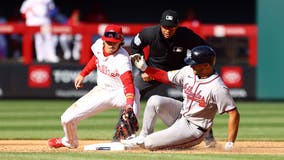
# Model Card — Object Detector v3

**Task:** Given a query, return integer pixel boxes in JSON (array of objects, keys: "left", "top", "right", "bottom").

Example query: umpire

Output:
[
  {"left": 114, "top": 9, "right": 215, "bottom": 148},
  {"left": 131, "top": 9, "right": 207, "bottom": 97}
]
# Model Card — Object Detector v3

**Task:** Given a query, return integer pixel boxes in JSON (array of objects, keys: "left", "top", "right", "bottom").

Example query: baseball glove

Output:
[{"left": 113, "top": 108, "right": 139, "bottom": 141}]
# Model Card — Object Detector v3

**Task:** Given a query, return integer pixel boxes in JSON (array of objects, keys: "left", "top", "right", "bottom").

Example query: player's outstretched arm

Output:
[
  {"left": 133, "top": 56, "right": 170, "bottom": 84},
  {"left": 225, "top": 108, "right": 240, "bottom": 150}
]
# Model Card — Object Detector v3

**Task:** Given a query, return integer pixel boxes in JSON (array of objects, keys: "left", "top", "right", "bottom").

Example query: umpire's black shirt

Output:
[{"left": 130, "top": 25, "right": 208, "bottom": 71}]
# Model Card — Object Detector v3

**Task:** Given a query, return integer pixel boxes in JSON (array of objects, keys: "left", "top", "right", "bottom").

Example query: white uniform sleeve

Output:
[{"left": 213, "top": 85, "right": 237, "bottom": 114}]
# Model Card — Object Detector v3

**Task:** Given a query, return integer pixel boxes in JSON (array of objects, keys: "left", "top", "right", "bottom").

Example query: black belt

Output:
[
  {"left": 197, "top": 126, "right": 208, "bottom": 132},
  {"left": 187, "top": 120, "right": 207, "bottom": 132}
]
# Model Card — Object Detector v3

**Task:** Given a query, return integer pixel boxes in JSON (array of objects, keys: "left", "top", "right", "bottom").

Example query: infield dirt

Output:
[{"left": 0, "top": 140, "right": 284, "bottom": 154}]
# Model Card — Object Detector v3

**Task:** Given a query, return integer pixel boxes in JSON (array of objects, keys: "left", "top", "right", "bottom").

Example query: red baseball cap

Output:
[{"left": 102, "top": 24, "right": 123, "bottom": 43}]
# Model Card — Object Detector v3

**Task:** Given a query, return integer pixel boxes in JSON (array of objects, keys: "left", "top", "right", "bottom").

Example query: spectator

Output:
[
  {"left": 6, "top": 7, "right": 24, "bottom": 61},
  {"left": 52, "top": 9, "right": 82, "bottom": 61},
  {"left": 20, "top": 0, "right": 59, "bottom": 63},
  {"left": 60, "top": 10, "right": 82, "bottom": 61},
  {"left": 0, "top": 17, "right": 8, "bottom": 60}
]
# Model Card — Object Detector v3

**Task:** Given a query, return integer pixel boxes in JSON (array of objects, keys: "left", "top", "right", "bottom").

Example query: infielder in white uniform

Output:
[
  {"left": 20, "top": 0, "right": 59, "bottom": 63},
  {"left": 47, "top": 24, "right": 140, "bottom": 148},
  {"left": 122, "top": 45, "right": 240, "bottom": 150}
]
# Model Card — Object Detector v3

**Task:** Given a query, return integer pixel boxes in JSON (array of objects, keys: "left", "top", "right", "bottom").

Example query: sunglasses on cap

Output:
[{"left": 104, "top": 31, "right": 123, "bottom": 39}]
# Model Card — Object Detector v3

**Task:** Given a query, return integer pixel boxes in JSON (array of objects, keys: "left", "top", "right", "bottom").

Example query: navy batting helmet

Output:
[{"left": 184, "top": 45, "right": 216, "bottom": 66}]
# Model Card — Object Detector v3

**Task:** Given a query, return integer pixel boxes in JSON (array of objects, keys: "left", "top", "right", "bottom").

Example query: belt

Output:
[
  {"left": 197, "top": 126, "right": 208, "bottom": 132},
  {"left": 187, "top": 120, "right": 207, "bottom": 132}
]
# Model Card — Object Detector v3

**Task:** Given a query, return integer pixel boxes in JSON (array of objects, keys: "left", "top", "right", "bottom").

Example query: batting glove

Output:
[
  {"left": 224, "top": 141, "right": 234, "bottom": 150},
  {"left": 130, "top": 53, "right": 141, "bottom": 62},
  {"left": 134, "top": 56, "right": 147, "bottom": 71}
]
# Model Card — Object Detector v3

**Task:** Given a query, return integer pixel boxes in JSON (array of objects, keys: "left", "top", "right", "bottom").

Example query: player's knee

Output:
[
  {"left": 61, "top": 115, "right": 69, "bottom": 125},
  {"left": 147, "top": 95, "right": 164, "bottom": 112},
  {"left": 147, "top": 95, "right": 162, "bottom": 105},
  {"left": 61, "top": 113, "right": 75, "bottom": 125}
]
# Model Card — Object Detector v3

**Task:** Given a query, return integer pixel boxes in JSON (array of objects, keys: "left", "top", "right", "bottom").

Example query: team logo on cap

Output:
[
  {"left": 186, "top": 49, "right": 192, "bottom": 58},
  {"left": 165, "top": 15, "right": 174, "bottom": 21}
]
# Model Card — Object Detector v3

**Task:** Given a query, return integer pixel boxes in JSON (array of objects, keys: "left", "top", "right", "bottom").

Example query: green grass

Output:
[
  {"left": 1, "top": 100, "right": 284, "bottom": 141},
  {"left": 1, "top": 152, "right": 284, "bottom": 160},
  {"left": 0, "top": 100, "right": 284, "bottom": 159},
  {"left": 213, "top": 101, "right": 284, "bottom": 141}
]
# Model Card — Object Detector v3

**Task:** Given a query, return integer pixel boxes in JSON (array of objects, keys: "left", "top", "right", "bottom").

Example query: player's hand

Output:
[
  {"left": 74, "top": 74, "right": 84, "bottom": 89},
  {"left": 124, "top": 104, "right": 133, "bottom": 110},
  {"left": 133, "top": 56, "right": 147, "bottom": 71},
  {"left": 141, "top": 72, "right": 154, "bottom": 82},
  {"left": 130, "top": 53, "right": 141, "bottom": 62},
  {"left": 224, "top": 141, "right": 234, "bottom": 150}
]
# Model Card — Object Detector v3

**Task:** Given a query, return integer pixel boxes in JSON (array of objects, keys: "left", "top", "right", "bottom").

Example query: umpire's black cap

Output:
[{"left": 160, "top": 9, "right": 179, "bottom": 27}]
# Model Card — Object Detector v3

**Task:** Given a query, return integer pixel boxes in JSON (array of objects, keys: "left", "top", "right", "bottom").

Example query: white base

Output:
[{"left": 84, "top": 142, "right": 125, "bottom": 151}]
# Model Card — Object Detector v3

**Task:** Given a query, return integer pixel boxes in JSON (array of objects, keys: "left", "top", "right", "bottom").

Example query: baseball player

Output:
[
  {"left": 113, "top": 10, "right": 216, "bottom": 147},
  {"left": 47, "top": 24, "right": 140, "bottom": 148},
  {"left": 122, "top": 45, "right": 240, "bottom": 150},
  {"left": 20, "top": 0, "right": 59, "bottom": 63}
]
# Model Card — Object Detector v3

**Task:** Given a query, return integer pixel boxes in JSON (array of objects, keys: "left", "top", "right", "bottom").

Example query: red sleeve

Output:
[
  {"left": 145, "top": 67, "right": 171, "bottom": 84},
  {"left": 120, "top": 71, "right": 135, "bottom": 107},
  {"left": 80, "top": 55, "right": 97, "bottom": 77}
]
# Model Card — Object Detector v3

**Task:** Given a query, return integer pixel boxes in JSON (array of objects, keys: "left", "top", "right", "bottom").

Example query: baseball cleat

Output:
[
  {"left": 204, "top": 138, "right": 216, "bottom": 148},
  {"left": 48, "top": 138, "right": 65, "bottom": 148},
  {"left": 120, "top": 135, "right": 146, "bottom": 148}
]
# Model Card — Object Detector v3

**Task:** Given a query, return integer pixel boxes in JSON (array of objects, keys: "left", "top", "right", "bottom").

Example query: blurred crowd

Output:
[
  {"left": 0, "top": 0, "right": 109, "bottom": 63},
  {"left": 0, "top": 0, "right": 199, "bottom": 64}
]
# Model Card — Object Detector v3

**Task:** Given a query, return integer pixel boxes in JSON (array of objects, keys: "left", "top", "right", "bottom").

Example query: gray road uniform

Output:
[{"left": 140, "top": 66, "right": 237, "bottom": 150}]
